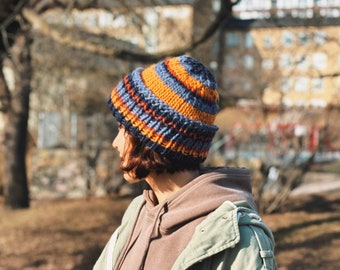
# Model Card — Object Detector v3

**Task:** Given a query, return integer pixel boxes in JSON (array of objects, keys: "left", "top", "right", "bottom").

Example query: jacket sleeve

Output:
[
  {"left": 225, "top": 222, "right": 277, "bottom": 270},
  {"left": 220, "top": 205, "right": 277, "bottom": 270}
]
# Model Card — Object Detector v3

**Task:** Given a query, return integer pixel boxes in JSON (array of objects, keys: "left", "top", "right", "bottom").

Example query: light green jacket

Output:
[{"left": 94, "top": 196, "right": 277, "bottom": 270}]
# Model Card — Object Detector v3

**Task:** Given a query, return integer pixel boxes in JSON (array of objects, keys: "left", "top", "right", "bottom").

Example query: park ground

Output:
[{"left": 1, "top": 169, "right": 340, "bottom": 269}]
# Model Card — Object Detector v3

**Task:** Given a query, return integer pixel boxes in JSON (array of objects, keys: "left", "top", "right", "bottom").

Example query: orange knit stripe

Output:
[
  {"left": 121, "top": 76, "right": 211, "bottom": 142},
  {"left": 110, "top": 89, "right": 209, "bottom": 158},
  {"left": 166, "top": 57, "right": 219, "bottom": 103},
  {"left": 141, "top": 65, "right": 215, "bottom": 125}
]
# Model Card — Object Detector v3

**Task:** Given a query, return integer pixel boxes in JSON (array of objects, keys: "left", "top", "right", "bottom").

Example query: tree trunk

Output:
[{"left": 3, "top": 33, "right": 31, "bottom": 209}]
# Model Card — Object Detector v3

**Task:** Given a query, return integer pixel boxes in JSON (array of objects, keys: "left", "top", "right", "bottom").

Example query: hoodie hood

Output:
[
  {"left": 145, "top": 167, "right": 256, "bottom": 235},
  {"left": 115, "top": 167, "right": 256, "bottom": 270}
]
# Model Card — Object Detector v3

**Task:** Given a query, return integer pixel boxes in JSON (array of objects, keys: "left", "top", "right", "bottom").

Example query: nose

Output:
[{"left": 112, "top": 137, "right": 118, "bottom": 150}]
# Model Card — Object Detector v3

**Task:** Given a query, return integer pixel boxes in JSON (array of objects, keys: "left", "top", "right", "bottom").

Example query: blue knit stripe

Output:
[{"left": 154, "top": 61, "right": 218, "bottom": 115}]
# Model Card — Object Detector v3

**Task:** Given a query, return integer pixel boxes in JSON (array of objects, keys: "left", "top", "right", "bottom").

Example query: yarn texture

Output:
[{"left": 108, "top": 55, "right": 219, "bottom": 163}]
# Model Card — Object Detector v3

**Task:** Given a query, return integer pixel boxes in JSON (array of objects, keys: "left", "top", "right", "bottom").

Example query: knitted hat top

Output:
[{"left": 108, "top": 55, "right": 219, "bottom": 163}]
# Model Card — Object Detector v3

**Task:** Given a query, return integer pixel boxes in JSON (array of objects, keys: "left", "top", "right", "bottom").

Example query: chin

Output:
[{"left": 123, "top": 172, "right": 140, "bottom": 183}]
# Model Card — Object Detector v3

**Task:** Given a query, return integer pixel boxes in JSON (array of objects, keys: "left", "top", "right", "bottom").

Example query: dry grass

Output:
[
  {"left": 1, "top": 193, "right": 340, "bottom": 270},
  {"left": 0, "top": 196, "right": 131, "bottom": 270},
  {"left": 264, "top": 193, "right": 340, "bottom": 270}
]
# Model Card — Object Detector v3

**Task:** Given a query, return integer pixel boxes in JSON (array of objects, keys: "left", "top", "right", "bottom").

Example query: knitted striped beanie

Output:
[{"left": 108, "top": 55, "right": 219, "bottom": 163}]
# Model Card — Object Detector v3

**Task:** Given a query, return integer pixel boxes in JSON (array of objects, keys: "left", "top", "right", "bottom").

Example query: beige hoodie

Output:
[{"left": 114, "top": 167, "right": 256, "bottom": 270}]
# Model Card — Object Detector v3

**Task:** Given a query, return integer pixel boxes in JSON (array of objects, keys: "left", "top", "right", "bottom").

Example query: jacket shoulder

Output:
[
  {"left": 234, "top": 203, "right": 277, "bottom": 269},
  {"left": 173, "top": 201, "right": 277, "bottom": 270}
]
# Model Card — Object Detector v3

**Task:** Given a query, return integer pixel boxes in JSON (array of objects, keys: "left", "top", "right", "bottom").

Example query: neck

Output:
[{"left": 145, "top": 170, "right": 199, "bottom": 204}]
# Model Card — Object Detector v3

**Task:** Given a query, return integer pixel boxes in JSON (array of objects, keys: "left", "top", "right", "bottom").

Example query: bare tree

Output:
[{"left": 1, "top": 0, "right": 31, "bottom": 208}]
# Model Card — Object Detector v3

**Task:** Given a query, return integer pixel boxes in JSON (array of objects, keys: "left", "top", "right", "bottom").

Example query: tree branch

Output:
[
  {"left": 190, "top": 0, "right": 234, "bottom": 49},
  {"left": 0, "top": 0, "right": 27, "bottom": 53},
  {"left": 23, "top": 0, "right": 236, "bottom": 63}
]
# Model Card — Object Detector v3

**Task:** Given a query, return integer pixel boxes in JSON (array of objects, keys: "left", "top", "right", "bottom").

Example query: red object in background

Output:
[{"left": 309, "top": 127, "right": 319, "bottom": 151}]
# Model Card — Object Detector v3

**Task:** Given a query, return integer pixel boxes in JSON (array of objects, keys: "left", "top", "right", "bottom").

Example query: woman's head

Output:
[{"left": 108, "top": 55, "right": 219, "bottom": 178}]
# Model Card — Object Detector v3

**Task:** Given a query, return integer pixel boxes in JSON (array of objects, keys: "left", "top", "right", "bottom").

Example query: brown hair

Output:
[{"left": 121, "top": 131, "right": 201, "bottom": 179}]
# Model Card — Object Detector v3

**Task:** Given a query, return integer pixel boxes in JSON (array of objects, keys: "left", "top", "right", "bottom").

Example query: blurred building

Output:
[
  {"left": 23, "top": 1, "right": 197, "bottom": 199},
  {"left": 233, "top": 0, "right": 340, "bottom": 19},
  {"left": 214, "top": 0, "right": 340, "bottom": 109},
  {"left": 30, "top": 2, "right": 195, "bottom": 149}
]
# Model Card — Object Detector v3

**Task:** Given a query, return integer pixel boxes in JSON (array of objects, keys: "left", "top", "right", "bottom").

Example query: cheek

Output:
[
  {"left": 120, "top": 153, "right": 128, "bottom": 166},
  {"left": 116, "top": 135, "right": 131, "bottom": 164}
]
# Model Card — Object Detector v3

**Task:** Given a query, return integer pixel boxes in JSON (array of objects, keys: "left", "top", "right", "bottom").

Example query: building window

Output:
[
  {"left": 225, "top": 55, "right": 237, "bottom": 69},
  {"left": 38, "top": 112, "right": 61, "bottom": 148},
  {"left": 281, "top": 30, "right": 295, "bottom": 46},
  {"left": 209, "top": 61, "right": 218, "bottom": 72},
  {"left": 320, "top": 8, "right": 340, "bottom": 17},
  {"left": 69, "top": 113, "right": 78, "bottom": 148},
  {"left": 234, "top": 0, "right": 272, "bottom": 10},
  {"left": 224, "top": 78, "right": 235, "bottom": 91},
  {"left": 315, "top": 0, "right": 329, "bottom": 7},
  {"left": 312, "top": 52, "right": 327, "bottom": 70},
  {"left": 243, "top": 55, "right": 254, "bottom": 69},
  {"left": 232, "top": 0, "right": 272, "bottom": 19},
  {"left": 281, "top": 77, "right": 292, "bottom": 93},
  {"left": 84, "top": 12, "right": 98, "bottom": 27},
  {"left": 337, "top": 76, "right": 340, "bottom": 93},
  {"left": 312, "top": 78, "right": 324, "bottom": 92},
  {"left": 277, "top": 0, "right": 314, "bottom": 8},
  {"left": 279, "top": 53, "right": 292, "bottom": 68},
  {"left": 298, "top": 32, "right": 309, "bottom": 45},
  {"left": 314, "top": 30, "right": 326, "bottom": 45},
  {"left": 263, "top": 36, "right": 273, "bottom": 48},
  {"left": 226, "top": 32, "right": 240, "bottom": 47},
  {"left": 296, "top": 100, "right": 307, "bottom": 107},
  {"left": 262, "top": 59, "right": 274, "bottom": 70},
  {"left": 210, "top": 42, "right": 218, "bottom": 57},
  {"left": 282, "top": 98, "right": 293, "bottom": 107},
  {"left": 233, "top": 0, "right": 340, "bottom": 19},
  {"left": 244, "top": 32, "right": 254, "bottom": 48},
  {"left": 145, "top": 37, "right": 158, "bottom": 53},
  {"left": 295, "top": 77, "right": 309, "bottom": 92},
  {"left": 296, "top": 55, "right": 309, "bottom": 70},
  {"left": 98, "top": 11, "right": 114, "bottom": 27},
  {"left": 311, "top": 99, "right": 327, "bottom": 107},
  {"left": 242, "top": 78, "right": 252, "bottom": 91}
]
